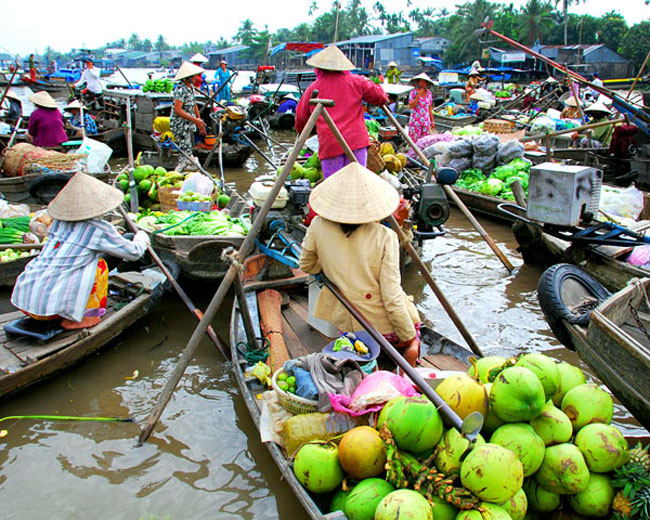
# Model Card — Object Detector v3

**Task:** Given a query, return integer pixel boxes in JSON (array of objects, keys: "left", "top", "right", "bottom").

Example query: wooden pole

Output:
[
  {"left": 0, "top": 116, "right": 23, "bottom": 170},
  {"left": 626, "top": 50, "right": 650, "bottom": 101},
  {"left": 115, "top": 65, "right": 134, "bottom": 89},
  {"left": 0, "top": 62, "right": 19, "bottom": 109},
  {"left": 119, "top": 207, "right": 229, "bottom": 359},
  {"left": 137, "top": 101, "right": 326, "bottom": 445},
  {"left": 520, "top": 117, "right": 625, "bottom": 143},
  {"left": 381, "top": 105, "right": 515, "bottom": 273},
  {"left": 316, "top": 105, "right": 484, "bottom": 357}
]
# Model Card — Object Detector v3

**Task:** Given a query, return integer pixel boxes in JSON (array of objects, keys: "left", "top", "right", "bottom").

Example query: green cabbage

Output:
[
  {"left": 507, "top": 158, "right": 531, "bottom": 173},
  {"left": 492, "top": 165, "right": 517, "bottom": 181},
  {"left": 477, "top": 178, "right": 505, "bottom": 196}
]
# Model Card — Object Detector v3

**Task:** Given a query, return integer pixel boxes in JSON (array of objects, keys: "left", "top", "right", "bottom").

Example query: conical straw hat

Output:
[
  {"left": 565, "top": 96, "right": 581, "bottom": 107},
  {"left": 65, "top": 99, "right": 84, "bottom": 110},
  {"left": 175, "top": 61, "right": 205, "bottom": 81},
  {"left": 47, "top": 172, "right": 124, "bottom": 221},
  {"left": 309, "top": 163, "right": 399, "bottom": 224},
  {"left": 546, "top": 76, "right": 558, "bottom": 83},
  {"left": 410, "top": 72, "right": 434, "bottom": 85},
  {"left": 306, "top": 45, "right": 354, "bottom": 72},
  {"left": 585, "top": 101, "right": 611, "bottom": 115},
  {"left": 388, "top": 61, "right": 398, "bottom": 67},
  {"left": 29, "top": 91, "right": 57, "bottom": 108},
  {"left": 5, "top": 90, "right": 21, "bottom": 101},
  {"left": 189, "top": 52, "right": 208, "bottom": 63}
]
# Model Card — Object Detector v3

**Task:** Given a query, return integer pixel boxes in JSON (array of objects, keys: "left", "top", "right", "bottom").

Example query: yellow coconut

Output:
[{"left": 436, "top": 372, "right": 489, "bottom": 420}]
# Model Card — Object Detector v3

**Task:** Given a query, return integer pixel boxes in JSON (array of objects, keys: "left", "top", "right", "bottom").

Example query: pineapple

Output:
[
  {"left": 629, "top": 444, "right": 650, "bottom": 472},
  {"left": 612, "top": 443, "right": 650, "bottom": 519},
  {"left": 613, "top": 490, "right": 634, "bottom": 517}
]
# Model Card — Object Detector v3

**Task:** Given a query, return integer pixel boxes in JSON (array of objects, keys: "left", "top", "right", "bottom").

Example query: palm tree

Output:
[
  {"left": 518, "top": 0, "right": 554, "bottom": 45},
  {"left": 446, "top": 0, "right": 495, "bottom": 65},
  {"left": 554, "top": 0, "right": 584, "bottom": 45},
  {"left": 236, "top": 19, "right": 257, "bottom": 45}
]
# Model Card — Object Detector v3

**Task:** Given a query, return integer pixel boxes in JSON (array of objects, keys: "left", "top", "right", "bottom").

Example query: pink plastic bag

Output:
[
  {"left": 626, "top": 245, "right": 650, "bottom": 266},
  {"left": 329, "top": 370, "right": 419, "bottom": 416}
]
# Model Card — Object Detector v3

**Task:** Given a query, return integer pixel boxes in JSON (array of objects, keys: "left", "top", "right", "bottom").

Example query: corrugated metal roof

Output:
[
  {"left": 207, "top": 45, "right": 250, "bottom": 56},
  {"left": 336, "top": 33, "right": 412, "bottom": 45}
]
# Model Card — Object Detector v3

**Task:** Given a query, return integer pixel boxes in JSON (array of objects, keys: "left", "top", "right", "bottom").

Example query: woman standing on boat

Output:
[
  {"left": 11, "top": 173, "right": 150, "bottom": 330},
  {"left": 26, "top": 91, "right": 67, "bottom": 148},
  {"left": 295, "top": 45, "right": 387, "bottom": 178},
  {"left": 407, "top": 72, "right": 435, "bottom": 143},
  {"left": 214, "top": 60, "right": 232, "bottom": 102},
  {"left": 299, "top": 163, "right": 421, "bottom": 366},
  {"left": 170, "top": 61, "right": 207, "bottom": 171}
]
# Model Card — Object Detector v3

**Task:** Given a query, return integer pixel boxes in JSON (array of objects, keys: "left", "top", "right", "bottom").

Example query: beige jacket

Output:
[{"left": 300, "top": 217, "right": 419, "bottom": 341}]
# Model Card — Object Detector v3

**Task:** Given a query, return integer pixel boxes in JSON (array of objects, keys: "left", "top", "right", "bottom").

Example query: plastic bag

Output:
[
  {"left": 423, "top": 141, "right": 451, "bottom": 159},
  {"left": 599, "top": 185, "right": 645, "bottom": 221},
  {"left": 530, "top": 116, "right": 556, "bottom": 134},
  {"left": 472, "top": 134, "right": 499, "bottom": 156},
  {"left": 29, "top": 209, "right": 53, "bottom": 241},
  {"left": 449, "top": 157, "right": 473, "bottom": 172},
  {"left": 472, "top": 152, "right": 497, "bottom": 172},
  {"left": 448, "top": 138, "right": 474, "bottom": 158},
  {"left": 497, "top": 140, "right": 525, "bottom": 164},
  {"left": 76, "top": 138, "right": 112, "bottom": 173},
  {"left": 626, "top": 245, "right": 650, "bottom": 266},
  {"left": 0, "top": 200, "right": 30, "bottom": 218},
  {"left": 259, "top": 390, "right": 293, "bottom": 446},
  {"left": 329, "top": 370, "right": 419, "bottom": 416},
  {"left": 181, "top": 172, "right": 214, "bottom": 197}
]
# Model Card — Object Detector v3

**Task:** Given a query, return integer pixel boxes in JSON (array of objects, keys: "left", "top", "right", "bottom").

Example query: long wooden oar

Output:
[
  {"left": 520, "top": 117, "right": 625, "bottom": 143},
  {"left": 318, "top": 108, "right": 483, "bottom": 357},
  {"left": 118, "top": 207, "right": 228, "bottom": 360},
  {"left": 0, "top": 61, "right": 19, "bottom": 109},
  {"left": 381, "top": 105, "right": 515, "bottom": 273},
  {"left": 626, "top": 51, "right": 650, "bottom": 101},
  {"left": 137, "top": 97, "right": 327, "bottom": 445}
]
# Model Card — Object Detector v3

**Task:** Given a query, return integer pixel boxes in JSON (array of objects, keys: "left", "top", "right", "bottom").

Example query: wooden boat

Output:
[
  {"left": 146, "top": 186, "right": 250, "bottom": 280},
  {"left": 0, "top": 244, "right": 43, "bottom": 287},
  {"left": 451, "top": 186, "right": 516, "bottom": 223},
  {"left": 0, "top": 269, "right": 164, "bottom": 398},
  {"left": 433, "top": 113, "right": 477, "bottom": 131},
  {"left": 538, "top": 266, "right": 650, "bottom": 431},
  {"left": 230, "top": 254, "right": 474, "bottom": 520}
]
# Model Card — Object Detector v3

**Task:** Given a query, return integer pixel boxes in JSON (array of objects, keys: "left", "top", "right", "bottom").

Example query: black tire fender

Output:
[{"left": 537, "top": 263, "right": 610, "bottom": 349}]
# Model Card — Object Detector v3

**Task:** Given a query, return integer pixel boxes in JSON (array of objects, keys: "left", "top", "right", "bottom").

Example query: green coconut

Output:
[
  {"left": 561, "top": 384, "right": 613, "bottom": 432},
  {"left": 374, "top": 489, "right": 432, "bottom": 520},
  {"left": 567, "top": 473, "right": 615, "bottom": 517},
  {"left": 344, "top": 478, "right": 394, "bottom": 520},
  {"left": 482, "top": 383, "right": 506, "bottom": 434},
  {"left": 377, "top": 395, "right": 443, "bottom": 453},
  {"left": 338, "top": 426, "right": 386, "bottom": 479},
  {"left": 515, "top": 353, "right": 560, "bottom": 400},
  {"left": 522, "top": 479, "right": 560, "bottom": 512},
  {"left": 500, "top": 488, "right": 528, "bottom": 520},
  {"left": 490, "top": 423, "right": 545, "bottom": 477},
  {"left": 530, "top": 400, "right": 573, "bottom": 446},
  {"left": 551, "top": 362, "right": 586, "bottom": 406},
  {"left": 490, "top": 367, "right": 546, "bottom": 422},
  {"left": 535, "top": 443, "right": 590, "bottom": 494},
  {"left": 460, "top": 443, "right": 524, "bottom": 503},
  {"left": 574, "top": 423, "right": 629, "bottom": 473},
  {"left": 468, "top": 355, "right": 507, "bottom": 383},
  {"left": 434, "top": 427, "right": 485, "bottom": 475},
  {"left": 456, "top": 502, "right": 513, "bottom": 520},
  {"left": 293, "top": 442, "right": 344, "bottom": 493},
  {"left": 429, "top": 495, "right": 458, "bottom": 520},
  {"left": 329, "top": 487, "right": 352, "bottom": 513}
]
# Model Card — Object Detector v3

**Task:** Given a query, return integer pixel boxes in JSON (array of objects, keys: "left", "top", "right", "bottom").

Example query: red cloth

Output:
[
  {"left": 27, "top": 107, "right": 67, "bottom": 147},
  {"left": 295, "top": 72, "right": 388, "bottom": 160}
]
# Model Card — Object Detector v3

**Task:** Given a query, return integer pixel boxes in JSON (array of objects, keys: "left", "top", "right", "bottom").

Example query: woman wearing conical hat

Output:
[
  {"left": 295, "top": 45, "right": 388, "bottom": 178},
  {"left": 171, "top": 61, "right": 207, "bottom": 171},
  {"left": 299, "top": 163, "right": 421, "bottom": 366},
  {"left": 26, "top": 91, "right": 67, "bottom": 148},
  {"left": 408, "top": 72, "right": 436, "bottom": 143},
  {"left": 11, "top": 173, "right": 150, "bottom": 330}
]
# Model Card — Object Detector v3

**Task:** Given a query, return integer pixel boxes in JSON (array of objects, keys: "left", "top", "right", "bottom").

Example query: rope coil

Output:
[{"left": 221, "top": 247, "right": 244, "bottom": 271}]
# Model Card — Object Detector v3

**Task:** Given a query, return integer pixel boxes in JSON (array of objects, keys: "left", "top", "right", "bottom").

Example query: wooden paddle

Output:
[
  {"left": 118, "top": 206, "right": 228, "bottom": 359},
  {"left": 381, "top": 105, "right": 515, "bottom": 273},
  {"left": 317, "top": 106, "right": 484, "bottom": 357},
  {"left": 137, "top": 95, "right": 327, "bottom": 445}
]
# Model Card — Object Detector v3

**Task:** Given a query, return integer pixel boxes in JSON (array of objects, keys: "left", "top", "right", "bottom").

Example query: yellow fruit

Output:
[
  {"left": 383, "top": 154, "right": 402, "bottom": 173},
  {"left": 379, "top": 142, "right": 395, "bottom": 156},
  {"left": 397, "top": 154, "right": 407, "bottom": 168},
  {"left": 436, "top": 374, "right": 489, "bottom": 420}
]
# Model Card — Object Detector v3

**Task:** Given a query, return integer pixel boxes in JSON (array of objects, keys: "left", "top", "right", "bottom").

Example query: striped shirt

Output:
[{"left": 11, "top": 219, "right": 146, "bottom": 322}]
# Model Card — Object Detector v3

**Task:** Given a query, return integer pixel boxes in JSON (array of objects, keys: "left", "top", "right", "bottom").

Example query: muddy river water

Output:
[{"left": 0, "top": 131, "right": 646, "bottom": 519}]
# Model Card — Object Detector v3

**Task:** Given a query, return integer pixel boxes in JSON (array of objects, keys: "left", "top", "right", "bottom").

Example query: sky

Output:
[{"left": 2, "top": 0, "right": 649, "bottom": 56}]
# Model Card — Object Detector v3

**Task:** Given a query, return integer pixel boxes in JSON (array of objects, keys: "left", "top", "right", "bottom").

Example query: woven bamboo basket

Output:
[
  {"left": 483, "top": 119, "right": 516, "bottom": 134},
  {"left": 272, "top": 368, "right": 318, "bottom": 415},
  {"left": 158, "top": 186, "right": 182, "bottom": 212},
  {"left": 366, "top": 140, "right": 386, "bottom": 173}
]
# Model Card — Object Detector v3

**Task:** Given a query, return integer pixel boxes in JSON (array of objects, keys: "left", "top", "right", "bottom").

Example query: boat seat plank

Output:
[
  {"left": 281, "top": 315, "right": 311, "bottom": 359},
  {"left": 281, "top": 305, "right": 329, "bottom": 354},
  {"left": 0, "top": 311, "right": 31, "bottom": 326},
  {"left": 620, "top": 323, "right": 650, "bottom": 352},
  {"left": 287, "top": 299, "right": 309, "bottom": 322},
  {"left": 423, "top": 354, "right": 467, "bottom": 371},
  {"left": 0, "top": 346, "right": 25, "bottom": 372}
]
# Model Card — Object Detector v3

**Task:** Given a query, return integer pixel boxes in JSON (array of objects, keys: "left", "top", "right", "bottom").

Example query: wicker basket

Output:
[
  {"left": 366, "top": 140, "right": 386, "bottom": 173},
  {"left": 158, "top": 185, "right": 182, "bottom": 212},
  {"left": 272, "top": 368, "right": 318, "bottom": 415},
  {"left": 483, "top": 119, "right": 515, "bottom": 134}
]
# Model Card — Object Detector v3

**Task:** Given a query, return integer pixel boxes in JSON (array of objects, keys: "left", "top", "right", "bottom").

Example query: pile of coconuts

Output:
[{"left": 291, "top": 353, "right": 632, "bottom": 519}]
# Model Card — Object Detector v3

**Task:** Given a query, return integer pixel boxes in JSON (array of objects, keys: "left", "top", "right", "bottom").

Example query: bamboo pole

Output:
[
  {"left": 137, "top": 101, "right": 326, "bottom": 445},
  {"left": 626, "top": 50, "right": 650, "bottom": 101},
  {"left": 381, "top": 105, "right": 515, "bottom": 273},
  {"left": 520, "top": 117, "right": 625, "bottom": 143},
  {"left": 317, "top": 106, "right": 484, "bottom": 357}
]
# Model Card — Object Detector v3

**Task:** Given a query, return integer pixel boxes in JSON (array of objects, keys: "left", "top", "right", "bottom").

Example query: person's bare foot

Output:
[{"left": 61, "top": 316, "right": 101, "bottom": 330}]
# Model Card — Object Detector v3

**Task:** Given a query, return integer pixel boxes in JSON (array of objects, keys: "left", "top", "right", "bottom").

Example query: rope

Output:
[
  {"left": 236, "top": 337, "right": 270, "bottom": 363},
  {"left": 221, "top": 246, "right": 244, "bottom": 271}
]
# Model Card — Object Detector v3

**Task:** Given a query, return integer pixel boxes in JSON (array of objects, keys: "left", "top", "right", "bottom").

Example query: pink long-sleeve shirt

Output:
[{"left": 295, "top": 71, "right": 388, "bottom": 160}]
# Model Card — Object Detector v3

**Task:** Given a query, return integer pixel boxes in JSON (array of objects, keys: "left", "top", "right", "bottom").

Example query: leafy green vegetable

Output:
[
  {"left": 507, "top": 158, "right": 531, "bottom": 173},
  {"left": 365, "top": 119, "right": 381, "bottom": 139},
  {"left": 477, "top": 178, "right": 505, "bottom": 196},
  {"left": 491, "top": 165, "right": 517, "bottom": 181}
]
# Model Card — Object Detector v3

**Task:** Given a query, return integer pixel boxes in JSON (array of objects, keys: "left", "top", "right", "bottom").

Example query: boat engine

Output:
[{"left": 214, "top": 105, "right": 248, "bottom": 144}]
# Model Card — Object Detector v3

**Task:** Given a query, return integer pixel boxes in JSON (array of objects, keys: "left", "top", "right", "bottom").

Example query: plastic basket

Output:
[
  {"left": 272, "top": 368, "right": 318, "bottom": 415},
  {"left": 176, "top": 200, "right": 211, "bottom": 212}
]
